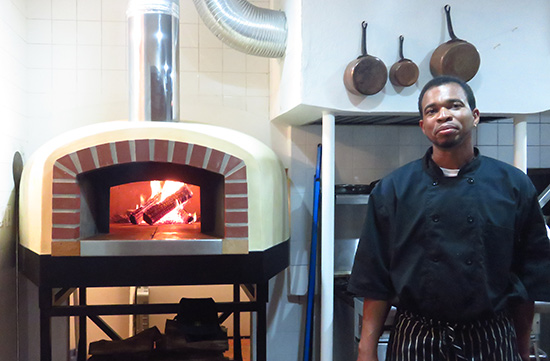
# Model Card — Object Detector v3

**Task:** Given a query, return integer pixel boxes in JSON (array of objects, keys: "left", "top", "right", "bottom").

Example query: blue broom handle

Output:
[{"left": 303, "top": 144, "right": 322, "bottom": 361}]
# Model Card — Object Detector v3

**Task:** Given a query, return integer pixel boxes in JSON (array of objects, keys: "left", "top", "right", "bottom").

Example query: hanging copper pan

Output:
[
  {"left": 344, "top": 22, "right": 387, "bottom": 96},
  {"left": 389, "top": 35, "right": 419, "bottom": 87},
  {"left": 430, "top": 4, "right": 480, "bottom": 82}
]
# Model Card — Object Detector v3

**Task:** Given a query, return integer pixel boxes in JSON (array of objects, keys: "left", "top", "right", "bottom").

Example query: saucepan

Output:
[
  {"left": 389, "top": 35, "right": 419, "bottom": 87},
  {"left": 344, "top": 22, "right": 388, "bottom": 96},
  {"left": 430, "top": 4, "right": 480, "bottom": 81}
]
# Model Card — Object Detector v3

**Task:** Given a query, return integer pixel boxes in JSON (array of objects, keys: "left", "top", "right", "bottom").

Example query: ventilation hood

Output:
[{"left": 269, "top": 0, "right": 550, "bottom": 126}]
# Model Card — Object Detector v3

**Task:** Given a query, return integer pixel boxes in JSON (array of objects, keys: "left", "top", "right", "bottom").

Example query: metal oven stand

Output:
[{"left": 19, "top": 240, "right": 289, "bottom": 361}]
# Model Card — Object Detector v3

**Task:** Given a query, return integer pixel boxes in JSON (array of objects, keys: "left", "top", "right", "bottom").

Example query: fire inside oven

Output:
[
  {"left": 111, "top": 181, "right": 199, "bottom": 226},
  {"left": 78, "top": 162, "right": 225, "bottom": 242},
  {"left": 110, "top": 180, "right": 200, "bottom": 235}
]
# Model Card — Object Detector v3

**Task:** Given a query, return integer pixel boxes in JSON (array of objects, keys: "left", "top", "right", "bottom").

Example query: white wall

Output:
[{"left": 0, "top": 0, "right": 28, "bottom": 361}]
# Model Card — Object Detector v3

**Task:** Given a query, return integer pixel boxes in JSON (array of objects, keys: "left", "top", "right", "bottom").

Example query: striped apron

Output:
[{"left": 386, "top": 310, "right": 522, "bottom": 361}]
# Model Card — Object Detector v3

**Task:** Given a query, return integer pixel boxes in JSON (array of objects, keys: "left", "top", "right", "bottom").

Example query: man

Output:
[{"left": 348, "top": 75, "right": 550, "bottom": 361}]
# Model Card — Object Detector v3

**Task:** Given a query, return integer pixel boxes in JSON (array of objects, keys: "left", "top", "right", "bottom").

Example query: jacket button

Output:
[
  {"left": 432, "top": 215, "right": 440, "bottom": 222},
  {"left": 465, "top": 259, "right": 473, "bottom": 265},
  {"left": 432, "top": 180, "right": 439, "bottom": 186},
  {"left": 467, "top": 215, "right": 474, "bottom": 223},
  {"left": 467, "top": 177, "right": 475, "bottom": 184},
  {"left": 432, "top": 257, "right": 439, "bottom": 263}
]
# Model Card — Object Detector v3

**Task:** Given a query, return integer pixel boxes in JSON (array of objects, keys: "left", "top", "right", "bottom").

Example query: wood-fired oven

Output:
[
  {"left": 19, "top": 120, "right": 289, "bottom": 257},
  {"left": 18, "top": 120, "right": 290, "bottom": 361}
]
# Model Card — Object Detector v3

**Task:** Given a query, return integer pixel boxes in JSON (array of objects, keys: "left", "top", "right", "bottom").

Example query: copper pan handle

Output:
[
  {"left": 361, "top": 21, "right": 368, "bottom": 56},
  {"left": 399, "top": 35, "right": 405, "bottom": 60},
  {"left": 444, "top": 4, "right": 459, "bottom": 40}
]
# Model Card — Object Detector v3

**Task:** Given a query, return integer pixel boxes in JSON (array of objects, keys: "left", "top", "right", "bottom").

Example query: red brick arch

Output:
[{"left": 51, "top": 139, "right": 248, "bottom": 246}]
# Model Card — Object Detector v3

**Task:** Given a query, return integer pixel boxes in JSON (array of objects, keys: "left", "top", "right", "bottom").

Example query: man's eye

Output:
[{"left": 452, "top": 102, "right": 463, "bottom": 108}]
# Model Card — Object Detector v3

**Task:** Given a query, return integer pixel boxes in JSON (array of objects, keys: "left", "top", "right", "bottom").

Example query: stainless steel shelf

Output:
[
  {"left": 311, "top": 115, "right": 506, "bottom": 126},
  {"left": 335, "top": 194, "right": 369, "bottom": 205}
]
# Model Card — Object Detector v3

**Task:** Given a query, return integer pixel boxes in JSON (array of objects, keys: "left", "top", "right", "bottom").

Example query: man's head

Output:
[
  {"left": 418, "top": 76, "right": 480, "bottom": 151},
  {"left": 418, "top": 76, "right": 476, "bottom": 117}
]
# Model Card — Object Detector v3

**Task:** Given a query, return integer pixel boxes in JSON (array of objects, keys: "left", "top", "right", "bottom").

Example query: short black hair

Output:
[{"left": 418, "top": 76, "right": 476, "bottom": 116}]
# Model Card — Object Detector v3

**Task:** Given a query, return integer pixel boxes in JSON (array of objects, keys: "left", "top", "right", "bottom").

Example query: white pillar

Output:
[
  {"left": 513, "top": 115, "right": 528, "bottom": 173},
  {"left": 321, "top": 111, "right": 335, "bottom": 361}
]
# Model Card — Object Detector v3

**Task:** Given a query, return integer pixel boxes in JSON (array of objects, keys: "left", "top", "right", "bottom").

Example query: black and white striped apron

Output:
[{"left": 386, "top": 310, "right": 522, "bottom": 361}]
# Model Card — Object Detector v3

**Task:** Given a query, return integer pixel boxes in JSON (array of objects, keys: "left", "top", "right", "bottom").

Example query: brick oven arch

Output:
[{"left": 51, "top": 139, "right": 248, "bottom": 256}]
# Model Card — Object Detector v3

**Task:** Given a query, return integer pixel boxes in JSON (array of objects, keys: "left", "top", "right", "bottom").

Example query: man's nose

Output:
[{"left": 437, "top": 107, "right": 452, "bottom": 121}]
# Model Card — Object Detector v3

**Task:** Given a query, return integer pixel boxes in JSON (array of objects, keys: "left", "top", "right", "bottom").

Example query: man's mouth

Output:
[{"left": 436, "top": 124, "right": 459, "bottom": 135}]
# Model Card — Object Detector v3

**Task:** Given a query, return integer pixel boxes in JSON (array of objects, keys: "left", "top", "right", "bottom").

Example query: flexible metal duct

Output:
[
  {"left": 193, "top": 0, "right": 287, "bottom": 58},
  {"left": 127, "top": 0, "right": 180, "bottom": 122}
]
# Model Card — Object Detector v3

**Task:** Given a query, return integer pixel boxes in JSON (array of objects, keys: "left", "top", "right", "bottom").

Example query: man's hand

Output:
[{"left": 511, "top": 301, "right": 535, "bottom": 361}]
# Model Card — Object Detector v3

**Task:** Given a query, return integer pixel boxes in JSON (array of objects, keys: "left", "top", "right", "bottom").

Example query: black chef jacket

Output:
[{"left": 348, "top": 148, "right": 550, "bottom": 322}]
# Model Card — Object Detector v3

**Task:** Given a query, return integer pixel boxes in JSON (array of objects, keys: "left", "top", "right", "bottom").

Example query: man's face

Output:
[{"left": 419, "top": 83, "right": 480, "bottom": 149}]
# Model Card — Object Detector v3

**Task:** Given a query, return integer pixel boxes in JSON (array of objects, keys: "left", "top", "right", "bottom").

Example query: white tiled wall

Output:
[
  {"left": 476, "top": 114, "right": 550, "bottom": 168},
  {"left": 24, "top": 0, "right": 273, "bottom": 154},
  {"left": 291, "top": 114, "right": 550, "bottom": 190}
]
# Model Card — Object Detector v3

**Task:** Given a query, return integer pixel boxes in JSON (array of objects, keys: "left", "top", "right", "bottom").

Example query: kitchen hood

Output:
[{"left": 269, "top": 0, "right": 550, "bottom": 126}]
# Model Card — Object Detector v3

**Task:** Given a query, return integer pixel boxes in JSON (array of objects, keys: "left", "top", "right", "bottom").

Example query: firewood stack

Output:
[
  {"left": 124, "top": 184, "right": 194, "bottom": 225},
  {"left": 143, "top": 185, "right": 193, "bottom": 225},
  {"left": 87, "top": 298, "right": 230, "bottom": 361},
  {"left": 87, "top": 326, "right": 162, "bottom": 360},
  {"left": 156, "top": 297, "right": 230, "bottom": 360}
]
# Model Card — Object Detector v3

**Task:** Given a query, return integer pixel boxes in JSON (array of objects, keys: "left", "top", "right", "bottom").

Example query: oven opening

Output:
[
  {"left": 78, "top": 161, "right": 225, "bottom": 242},
  {"left": 111, "top": 181, "right": 200, "bottom": 225},
  {"left": 109, "top": 180, "right": 202, "bottom": 239}
]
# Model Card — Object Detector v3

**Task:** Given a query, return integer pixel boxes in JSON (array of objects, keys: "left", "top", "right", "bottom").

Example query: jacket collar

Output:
[{"left": 422, "top": 147, "right": 481, "bottom": 179}]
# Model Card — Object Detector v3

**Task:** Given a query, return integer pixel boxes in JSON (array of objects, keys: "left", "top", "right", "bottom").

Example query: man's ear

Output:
[{"left": 472, "top": 108, "right": 480, "bottom": 127}]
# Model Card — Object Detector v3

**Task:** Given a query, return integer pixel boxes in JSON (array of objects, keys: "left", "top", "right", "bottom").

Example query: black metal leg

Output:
[
  {"left": 77, "top": 288, "right": 87, "bottom": 361},
  {"left": 39, "top": 287, "right": 52, "bottom": 361},
  {"left": 233, "top": 284, "right": 243, "bottom": 361},
  {"left": 37, "top": 282, "right": 271, "bottom": 361},
  {"left": 256, "top": 282, "right": 268, "bottom": 361},
  {"left": 88, "top": 315, "right": 122, "bottom": 340}
]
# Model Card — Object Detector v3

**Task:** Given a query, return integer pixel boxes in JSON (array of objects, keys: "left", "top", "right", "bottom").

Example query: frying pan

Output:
[
  {"left": 389, "top": 35, "right": 419, "bottom": 87},
  {"left": 343, "top": 22, "right": 387, "bottom": 96},
  {"left": 430, "top": 4, "right": 480, "bottom": 82}
]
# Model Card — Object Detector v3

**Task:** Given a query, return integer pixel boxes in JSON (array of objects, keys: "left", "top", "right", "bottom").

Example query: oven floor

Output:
[
  {"left": 89, "top": 223, "right": 216, "bottom": 241},
  {"left": 80, "top": 224, "right": 223, "bottom": 256}
]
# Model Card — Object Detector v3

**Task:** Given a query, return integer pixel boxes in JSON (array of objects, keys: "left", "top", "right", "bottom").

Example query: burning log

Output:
[
  {"left": 129, "top": 192, "right": 162, "bottom": 224},
  {"left": 143, "top": 185, "right": 193, "bottom": 225},
  {"left": 180, "top": 209, "right": 197, "bottom": 224}
]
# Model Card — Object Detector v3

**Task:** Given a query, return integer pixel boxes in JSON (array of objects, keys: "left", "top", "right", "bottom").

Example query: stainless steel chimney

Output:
[{"left": 127, "top": 0, "right": 180, "bottom": 122}]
